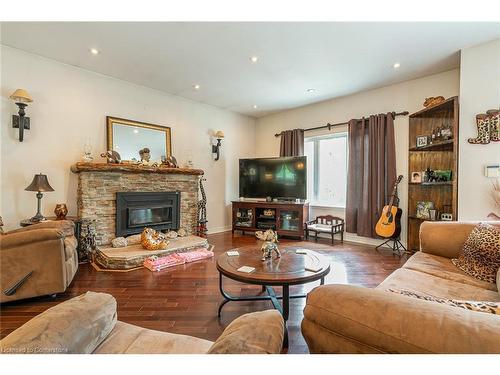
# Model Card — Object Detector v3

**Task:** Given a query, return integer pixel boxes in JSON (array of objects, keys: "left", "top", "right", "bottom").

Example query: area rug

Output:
[{"left": 93, "top": 235, "right": 211, "bottom": 270}]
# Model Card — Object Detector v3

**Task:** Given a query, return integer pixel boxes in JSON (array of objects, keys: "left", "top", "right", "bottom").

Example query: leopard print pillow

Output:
[
  {"left": 387, "top": 289, "right": 500, "bottom": 315},
  {"left": 451, "top": 222, "right": 500, "bottom": 283}
]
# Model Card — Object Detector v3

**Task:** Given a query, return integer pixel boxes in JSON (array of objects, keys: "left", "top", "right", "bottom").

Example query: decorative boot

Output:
[
  {"left": 468, "top": 114, "right": 490, "bottom": 144},
  {"left": 486, "top": 109, "right": 499, "bottom": 142}
]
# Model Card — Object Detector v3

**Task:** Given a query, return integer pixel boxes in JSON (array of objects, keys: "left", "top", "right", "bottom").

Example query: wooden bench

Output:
[{"left": 305, "top": 215, "right": 344, "bottom": 244}]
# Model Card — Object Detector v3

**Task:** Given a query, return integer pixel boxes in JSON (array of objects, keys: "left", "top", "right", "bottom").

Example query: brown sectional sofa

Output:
[
  {"left": 0, "top": 291, "right": 285, "bottom": 354},
  {"left": 301, "top": 221, "right": 500, "bottom": 353},
  {"left": 0, "top": 220, "right": 78, "bottom": 303}
]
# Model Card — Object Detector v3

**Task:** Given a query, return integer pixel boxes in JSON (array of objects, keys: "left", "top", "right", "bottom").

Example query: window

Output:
[{"left": 304, "top": 133, "right": 348, "bottom": 207}]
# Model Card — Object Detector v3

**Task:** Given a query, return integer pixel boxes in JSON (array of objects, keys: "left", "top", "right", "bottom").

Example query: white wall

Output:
[
  {"left": 0, "top": 46, "right": 256, "bottom": 232},
  {"left": 458, "top": 38, "right": 500, "bottom": 220},
  {"left": 255, "top": 69, "right": 460, "bottom": 246}
]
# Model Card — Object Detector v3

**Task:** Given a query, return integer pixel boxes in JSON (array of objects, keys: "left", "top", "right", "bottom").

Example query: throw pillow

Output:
[
  {"left": 451, "top": 222, "right": 500, "bottom": 283},
  {"left": 387, "top": 289, "right": 500, "bottom": 315}
]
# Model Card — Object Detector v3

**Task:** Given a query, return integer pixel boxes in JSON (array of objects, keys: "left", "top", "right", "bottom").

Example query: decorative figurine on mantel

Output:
[
  {"left": 137, "top": 148, "right": 160, "bottom": 167},
  {"left": 161, "top": 155, "right": 178, "bottom": 168},
  {"left": 101, "top": 150, "right": 121, "bottom": 163},
  {"left": 255, "top": 229, "right": 281, "bottom": 261},
  {"left": 82, "top": 138, "right": 94, "bottom": 162},
  {"left": 139, "top": 147, "right": 151, "bottom": 163}
]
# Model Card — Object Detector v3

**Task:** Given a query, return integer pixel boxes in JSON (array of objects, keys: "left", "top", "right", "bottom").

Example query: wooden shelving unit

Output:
[{"left": 407, "top": 97, "right": 459, "bottom": 252}]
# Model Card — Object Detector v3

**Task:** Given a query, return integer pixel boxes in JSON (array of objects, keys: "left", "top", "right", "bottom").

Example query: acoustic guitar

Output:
[{"left": 375, "top": 175, "right": 403, "bottom": 239}]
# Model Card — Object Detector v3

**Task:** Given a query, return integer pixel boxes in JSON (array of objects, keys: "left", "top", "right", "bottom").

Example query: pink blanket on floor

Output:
[{"left": 143, "top": 249, "right": 214, "bottom": 272}]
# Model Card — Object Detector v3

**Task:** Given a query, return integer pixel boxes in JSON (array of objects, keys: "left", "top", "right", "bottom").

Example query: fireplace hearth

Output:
[{"left": 116, "top": 191, "right": 180, "bottom": 237}]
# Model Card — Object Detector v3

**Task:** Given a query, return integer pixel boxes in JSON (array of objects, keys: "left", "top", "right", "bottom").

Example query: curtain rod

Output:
[{"left": 274, "top": 111, "right": 409, "bottom": 137}]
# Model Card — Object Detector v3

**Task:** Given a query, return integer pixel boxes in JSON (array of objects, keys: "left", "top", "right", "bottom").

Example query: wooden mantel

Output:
[{"left": 70, "top": 162, "right": 204, "bottom": 175}]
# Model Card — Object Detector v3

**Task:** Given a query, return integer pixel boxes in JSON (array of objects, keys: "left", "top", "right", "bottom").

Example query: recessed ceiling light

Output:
[
  {"left": 250, "top": 56, "right": 259, "bottom": 63},
  {"left": 306, "top": 88, "right": 316, "bottom": 93},
  {"left": 393, "top": 62, "right": 401, "bottom": 69},
  {"left": 253, "top": 105, "right": 258, "bottom": 109},
  {"left": 133, "top": 129, "right": 139, "bottom": 134},
  {"left": 90, "top": 48, "right": 99, "bottom": 55},
  {"left": 193, "top": 84, "right": 200, "bottom": 90}
]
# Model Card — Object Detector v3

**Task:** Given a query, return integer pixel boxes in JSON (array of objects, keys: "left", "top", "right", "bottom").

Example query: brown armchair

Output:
[
  {"left": 305, "top": 215, "right": 344, "bottom": 244},
  {"left": 0, "top": 220, "right": 78, "bottom": 303}
]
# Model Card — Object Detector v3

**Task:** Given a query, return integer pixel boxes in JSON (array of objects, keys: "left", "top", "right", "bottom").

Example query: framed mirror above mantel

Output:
[{"left": 106, "top": 116, "right": 172, "bottom": 161}]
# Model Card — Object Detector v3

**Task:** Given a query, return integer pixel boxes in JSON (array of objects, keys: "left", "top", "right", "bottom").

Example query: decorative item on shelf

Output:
[
  {"left": 434, "top": 170, "right": 452, "bottom": 182},
  {"left": 10, "top": 89, "right": 33, "bottom": 142},
  {"left": 411, "top": 171, "right": 422, "bottom": 183},
  {"left": 428, "top": 209, "right": 438, "bottom": 221},
  {"left": 255, "top": 229, "right": 281, "bottom": 261},
  {"left": 416, "top": 135, "right": 428, "bottom": 148},
  {"left": 440, "top": 213, "right": 453, "bottom": 221},
  {"left": 441, "top": 119, "right": 453, "bottom": 140},
  {"left": 197, "top": 177, "right": 208, "bottom": 237},
  {"left": 416, "top": 201, "right": 434, "bottom": 219},
  {"left": 263, "top": 209, "right": 275, "bottom": 217},
  {"left": 141, "top": 227, "right": 169, "bottom": 251},
  {"left": 25, "top": 174, "right": 55, "bottom": 222},
  {"left": 82, "top": 138, "right": 94, "bottom": 162},
  {"left": 468, "top": 109, "right": 500, "bottom": 144},
  {"left": 430, "top": 126, "right": 442, "bottom": 144},
  {"left": 423, "top": 96, "right": 445, "bottom": 108},
  {"left": 100, "top": 150, "right": 121, "bottom": 163},
  {"left": 423, "top": 168, "right": 452, "bottom": 183},
  {"left": 423, "top": 168, "right": 435, "bottom": 183},
  {"left": 54, "top": 203, "right": 68, "bottom": 220},
  {"left": 79, "top": 219, "right": 97, "bottom": 263},
  {"left": 212, "top": 130, "right": 224, "bottom": 161},
  {"left": 0, "top": 216, "right": 4, "bottom": 234}
]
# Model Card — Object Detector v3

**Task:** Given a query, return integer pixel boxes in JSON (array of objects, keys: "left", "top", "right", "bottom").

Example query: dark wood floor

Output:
[{"left": 0, "top": 232, "right": 408, "bottom": 353}]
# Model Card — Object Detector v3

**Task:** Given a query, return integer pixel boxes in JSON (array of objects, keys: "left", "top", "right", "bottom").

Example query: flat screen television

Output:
[{"left": 239, "top": 156, "right": 307, "bottom": 200}]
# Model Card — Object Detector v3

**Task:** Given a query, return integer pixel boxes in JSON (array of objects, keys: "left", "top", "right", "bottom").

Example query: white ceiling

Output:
[{"left": 1, "top": 22, "right": 499, "bottom": 117}]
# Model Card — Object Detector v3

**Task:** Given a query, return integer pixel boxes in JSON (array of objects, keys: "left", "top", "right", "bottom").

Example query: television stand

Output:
[{"left": 232, "top": 201, "right": 309, "bottom": 239}]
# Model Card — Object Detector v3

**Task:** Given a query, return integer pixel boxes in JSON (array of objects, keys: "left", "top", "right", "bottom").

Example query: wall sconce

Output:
[
  {"left": 10, "top": 89, "right": 33, "bottom": 142},
  {"left": 212, "top": 130, "right": 225, "bottom": 161}
]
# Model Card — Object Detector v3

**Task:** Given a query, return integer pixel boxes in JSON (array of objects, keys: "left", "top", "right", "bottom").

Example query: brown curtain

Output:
[
  {"left": 279, "top": 129, "right": 304, "bottom": 156},
  {"left": 345, "top": 113, "right": 396, "bottom": 238}
]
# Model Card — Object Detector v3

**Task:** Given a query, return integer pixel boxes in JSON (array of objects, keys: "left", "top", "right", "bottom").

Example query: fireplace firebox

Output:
[{"left": 116, "top": 192, "right": 180, "bottom": 237}]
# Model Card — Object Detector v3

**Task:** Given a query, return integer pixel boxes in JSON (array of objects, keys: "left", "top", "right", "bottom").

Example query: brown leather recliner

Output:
[{"left": 0, "top": 220, "right": 78, "bottom": 303}]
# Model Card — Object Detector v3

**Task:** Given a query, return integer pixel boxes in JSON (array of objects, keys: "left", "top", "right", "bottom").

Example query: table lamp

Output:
[{"left": 25, "top": 174, "right": 54, "bottom": 222}]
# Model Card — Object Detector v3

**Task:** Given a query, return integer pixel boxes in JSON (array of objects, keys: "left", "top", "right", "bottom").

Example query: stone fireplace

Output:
[{"left": 71, "top": 162, "right": 204, "bottom": 245}]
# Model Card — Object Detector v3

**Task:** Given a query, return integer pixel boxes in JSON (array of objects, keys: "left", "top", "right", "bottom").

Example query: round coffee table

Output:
[{"left": 216, "top": 245, "right": 330, "bottom": 321}]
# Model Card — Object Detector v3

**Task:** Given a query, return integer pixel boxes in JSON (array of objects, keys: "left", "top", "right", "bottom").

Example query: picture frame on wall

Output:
[{"left": 416, "top": 135, "right": 428, "bottom": 148}]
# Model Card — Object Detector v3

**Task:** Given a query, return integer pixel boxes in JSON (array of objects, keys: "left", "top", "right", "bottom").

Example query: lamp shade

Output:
[
  {"left": 214, "top": 130, "right": 225, "bottom": 139},
  {"left": 10, "top": 89, "right": 33, "bottom": 103},
  {"left": 25, "top": 174, "right": 54, "bottom": 192}
]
